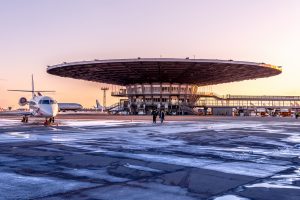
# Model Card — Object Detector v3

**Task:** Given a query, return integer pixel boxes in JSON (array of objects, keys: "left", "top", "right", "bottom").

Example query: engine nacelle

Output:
[{"left": 19, "top": 97, "right": 28, "bottom": 106}]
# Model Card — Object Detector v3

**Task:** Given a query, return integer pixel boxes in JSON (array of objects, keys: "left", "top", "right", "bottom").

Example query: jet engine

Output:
[{"left": 19, "top": 97, "right": 28, "bottom": 106}]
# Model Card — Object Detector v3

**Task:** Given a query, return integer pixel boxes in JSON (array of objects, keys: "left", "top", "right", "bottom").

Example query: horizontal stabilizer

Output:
[{"left": 8, "top": 90, "right": 55, "bottom": 93}]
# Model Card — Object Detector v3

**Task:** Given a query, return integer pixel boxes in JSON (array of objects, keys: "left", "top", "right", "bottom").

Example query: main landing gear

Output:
[
  {"left": 44, "top": 117, "right": 55, "bottom": 126},
  {"left": 21, "top": 116, "right": 28, "bottom": 123}
]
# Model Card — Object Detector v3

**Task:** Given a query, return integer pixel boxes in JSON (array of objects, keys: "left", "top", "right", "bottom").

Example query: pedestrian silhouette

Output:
[
  {"left": 159, "top": 110, "right": 165, "bottom": 123},
  {"left": 151, "top": 109, "right": 158, "bottom": 123}
]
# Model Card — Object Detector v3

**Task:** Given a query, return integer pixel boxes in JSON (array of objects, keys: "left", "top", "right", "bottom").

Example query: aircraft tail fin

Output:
[
  {"left": 31, "top": 74, "right": 35, "bottom": 98},
  {"left": 8, "top": 75, "right": 55, "bottom": 97},
  {"left": 96, "top": 99, "right": 101, "bottom": 108}
]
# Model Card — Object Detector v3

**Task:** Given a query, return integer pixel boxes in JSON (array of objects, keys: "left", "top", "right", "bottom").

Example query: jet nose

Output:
[
  {"left": 41, "top": 105, "right": 58, "bottom": 117},
  {"left": 41, "top": 109, "right": 54, "bottom": 117}
]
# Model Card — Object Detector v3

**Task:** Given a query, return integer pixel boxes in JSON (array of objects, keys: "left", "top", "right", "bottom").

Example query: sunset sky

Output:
[{"left": 0, "top": 0, "right": 300, "bottom": 108}]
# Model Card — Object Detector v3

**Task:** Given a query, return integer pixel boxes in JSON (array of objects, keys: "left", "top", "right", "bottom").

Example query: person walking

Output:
[
  {"left": 151, "top": 109, "right": 158, "bottom": 123},
  {"left": 160, "top": 110, "right": 165, "bottom": 123}
]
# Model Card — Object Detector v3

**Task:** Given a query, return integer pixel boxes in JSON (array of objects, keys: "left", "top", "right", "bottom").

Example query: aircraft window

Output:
[
  {"left": 41, "top": 100, "right": 50, "bottom": 104},
  {"left": 49, "top": 100, "right": 57, "bottom": 104}
]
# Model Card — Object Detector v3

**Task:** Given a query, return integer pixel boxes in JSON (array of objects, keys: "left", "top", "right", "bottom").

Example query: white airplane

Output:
[
  {"left": 94, "top": 99, "right": 104, "bottom": 112},
  {"left": 7, "top": 75, "right": 82, "bottom": 125},
  {"left": 58, "top": 103, "right": 83, "bottom": 112}
]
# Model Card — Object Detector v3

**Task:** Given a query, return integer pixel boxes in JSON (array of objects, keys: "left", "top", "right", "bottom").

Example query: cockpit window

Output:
[
  {"left": 38, "top": 99, "right": 57, "bottom": 104},
  {"left": 50, "top": 100, "right": 57, "bottom": 104},
  {"left": 42, "top": 100, "right": 50, "bottom": 104},
  {"left": 39, "top": 99, "right": 57, "bottom": 104}
]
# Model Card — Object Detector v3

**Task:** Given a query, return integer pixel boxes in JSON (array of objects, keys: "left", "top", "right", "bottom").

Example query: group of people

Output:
[{"left": 151, "top": 109, "right": 165, "bottom": 123}]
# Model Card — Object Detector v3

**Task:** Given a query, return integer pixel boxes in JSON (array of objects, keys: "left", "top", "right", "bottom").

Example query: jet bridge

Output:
[{"left": 196, "top": 93, "right": 300, "bottom": 109}]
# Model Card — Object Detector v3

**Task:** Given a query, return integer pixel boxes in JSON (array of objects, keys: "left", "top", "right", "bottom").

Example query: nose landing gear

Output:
[{"left": 44, "top": 117, "right": 55, "bottom": 126}]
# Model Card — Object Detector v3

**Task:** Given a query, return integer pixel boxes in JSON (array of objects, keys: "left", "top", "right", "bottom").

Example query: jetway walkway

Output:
[
  {"left": 106, "top": 92, "right": 300, "bottom": 115},
  {"left": 196, "top": 92, "right": 300, "bottom": 109}
]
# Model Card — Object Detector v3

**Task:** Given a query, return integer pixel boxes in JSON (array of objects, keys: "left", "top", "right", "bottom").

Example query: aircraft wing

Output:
[
  {"left": 0, "top": 111, "right": 32, "bottom": 116},
  {"left": 58, "top": 103, "right": 83, "bottom": 112}
]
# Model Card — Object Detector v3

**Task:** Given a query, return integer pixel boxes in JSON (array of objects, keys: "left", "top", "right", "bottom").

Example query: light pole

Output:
[{"left": 101, "top": 87, "right": 109, "bottom": 108}]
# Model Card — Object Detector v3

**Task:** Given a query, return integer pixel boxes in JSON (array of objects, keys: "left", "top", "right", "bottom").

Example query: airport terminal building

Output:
[{"left": 47, "top": 58, "right": 282, "bottom": 114}]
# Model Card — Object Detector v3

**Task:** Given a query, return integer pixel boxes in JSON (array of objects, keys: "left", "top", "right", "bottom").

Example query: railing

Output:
[
  {"left": 111, "top": 91, "right": 127, "bottom": 96},
  {"left": 111, "top": 91, "right": 196, "bottom": 96},
  {"left": 105, "top": 102, "right": 120, "bottom": 111},
  {"left": 112, "top": 90, "right": 300, "bottom": 103},
  {"left": 227, "top": 95, "right": 300, "bottom": 101},
  {"left": 196, "top": 99, "right": 300, "bottom": 108},
  {"left": 197, "top": 93, "right": 300, "bottom": 101}
]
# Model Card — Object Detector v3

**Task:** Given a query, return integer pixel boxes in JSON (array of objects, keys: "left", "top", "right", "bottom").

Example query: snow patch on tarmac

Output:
[
  {"left": 124, "top": 163, "right": 163, "bottom": 173},
  {"left": 105, "top": 151, "right": 222, "bottom": 168},
  {"left": 246, "top": 182, "right": 300, "bottom": 189},
  {"left": 245, "top": 167, "right": 300, "bottom": 189},
  {"left": 283, "top": 134, "right": 300, "bottom": 143},
  {"left": 0, "top": 119, "right": 20, "bottom": 126},
  {"left": 214, "top": 195, "right": 249, "bottom": 200},
  {"left": 202, "top": 162, "right": 289, "bottom": 178},
  {"left": 89, "top": 182, "right": 199, "bottom": 200},
  {"left": 63, "top": 120, "right": 145, "bottom": 127},
  {"left": 0, "top": 172, "right": 96, "bottom": 199},
  {"left": 105, "top": 152, "right": 288, "bottom": 178},
  {"left": 65, "top": 168, "right": 129, "bottom": 183}
]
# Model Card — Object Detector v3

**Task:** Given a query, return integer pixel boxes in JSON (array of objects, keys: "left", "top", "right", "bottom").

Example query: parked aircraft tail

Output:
[
  {"left": 8, "top": 75, "right": 55, "bottom": 98},
  {"left": 94, "top": 99, "right": 104, "bottom": 111}
]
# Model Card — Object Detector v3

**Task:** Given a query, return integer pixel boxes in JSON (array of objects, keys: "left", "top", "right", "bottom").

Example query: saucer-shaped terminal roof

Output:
[{"left": 47, "top": 58, "right": 282, "bottom": 86}]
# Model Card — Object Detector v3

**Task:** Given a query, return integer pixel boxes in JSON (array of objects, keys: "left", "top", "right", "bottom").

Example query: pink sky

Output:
[{"left": 0, "top": 0, "right": 300, "bottom": 108}]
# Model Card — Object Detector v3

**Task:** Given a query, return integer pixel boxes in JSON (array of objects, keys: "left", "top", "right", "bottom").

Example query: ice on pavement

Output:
[
  {"left": 65, "top": 168, "right": 129, "bottom": 183},
  {"left": 245, "top": 167, "right": 300, "bottom": 189},
  {"left": 1, "top": 118, "right": 300, "bottom": 199},
  {"left": 105, "top": 152, "right": 288, "bottom": 178},
  {"left": 283, "top": 134, "right": 300, "bottom": 143},
  {"left": 0, "top": 172, "right": 96, "bottom": 200},
  {"left": 0, "top": 119, "right": 20, "bottom": 126},
  {"left": 87, "top": 182, "right": 199, "bottom": 200},
  {"left": 7, "top": 132, "right": 30, "bottom": 139},
  {"left": 214, "top": 195, "right": 249, "bottom": 200},
  {"left": 105, "top": 151, "right": 222, "bottom": 168},
  {"left": 202, "top": 162, "right": 289, "bottom": 178},
  {"left": 124, "top": 163, "right": 163, "bottom": 173},
  {"left": 245, "top": 182, "right": 300, "bottom": 189},
  {"left": 63, "top": 120, "right": 147, "bottom": 127}
]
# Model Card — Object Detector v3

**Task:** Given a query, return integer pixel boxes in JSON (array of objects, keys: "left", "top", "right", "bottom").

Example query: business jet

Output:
[
  {"left": 7, "top": 75, "right": 82, "bottom": 126},
  {"left": 58, "top": 103, "right": 83, "bottom": 112}
]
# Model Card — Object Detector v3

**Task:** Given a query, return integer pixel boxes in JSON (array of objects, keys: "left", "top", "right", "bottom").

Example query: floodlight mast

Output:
[{"left": 101, "top": 87, "right": 109, "bottom": 108}]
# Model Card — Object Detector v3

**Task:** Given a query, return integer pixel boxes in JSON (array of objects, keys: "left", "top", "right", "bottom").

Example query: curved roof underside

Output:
[{"left": 47, "top": 58, "right": 282, "bottom": 86}]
